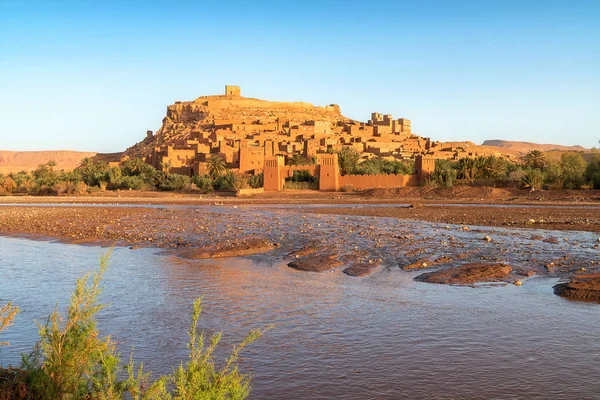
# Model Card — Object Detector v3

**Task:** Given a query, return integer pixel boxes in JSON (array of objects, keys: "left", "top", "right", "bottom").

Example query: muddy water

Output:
[{"left": 1, "top": 206, "right": 600, "bottom": 399}]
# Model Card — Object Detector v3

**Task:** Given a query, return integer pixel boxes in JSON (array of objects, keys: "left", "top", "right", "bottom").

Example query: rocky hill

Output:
[
  {"left": 124, "top": 94, "right": 349, "bottom": 159},
  {"left": 0, "top": 150, "right": 97, "bottom": 174}
]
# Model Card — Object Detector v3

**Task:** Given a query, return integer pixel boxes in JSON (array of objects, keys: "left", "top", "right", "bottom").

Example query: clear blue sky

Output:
[{"left": 1, "top": 0, "right": 598, "bottom": 152}]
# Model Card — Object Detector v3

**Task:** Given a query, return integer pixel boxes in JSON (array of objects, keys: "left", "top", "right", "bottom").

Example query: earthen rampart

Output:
[{"left": 339, "top": 174, "right": 418, "bottom": 190}]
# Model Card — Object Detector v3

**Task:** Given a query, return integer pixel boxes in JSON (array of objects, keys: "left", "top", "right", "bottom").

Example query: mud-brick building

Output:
[{"left": 263, "top": 154, "right": 435, "bottom": 192}]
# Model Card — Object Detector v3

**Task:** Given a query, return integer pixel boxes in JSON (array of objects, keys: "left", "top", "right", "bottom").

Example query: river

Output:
[{"left": 1, "top": 208, "right": 600, "bottom": 399}]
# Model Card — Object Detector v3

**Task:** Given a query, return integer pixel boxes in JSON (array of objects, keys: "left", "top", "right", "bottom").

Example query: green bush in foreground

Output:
[{"left": 0, "top": 253, "right": 269, "bottom": 399}]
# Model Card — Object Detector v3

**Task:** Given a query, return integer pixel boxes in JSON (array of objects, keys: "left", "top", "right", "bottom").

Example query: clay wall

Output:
[
  {"left": 239, "top": 141, "right": 265, "bottom": 173},
  {"left": 304, "top": 138, "right": 319, "bottom": 158},
  {"left": 402, "top": 137, "right": 426, "bottom": 152},
  {"left": 339, "top": 173, "right": 417, "bottom": 190},
  {"left": 374, "top": 125, "right": 393, "bottom": 136},
  {"left": 398, "top": 118, "right": 411, "bottom": 135}
]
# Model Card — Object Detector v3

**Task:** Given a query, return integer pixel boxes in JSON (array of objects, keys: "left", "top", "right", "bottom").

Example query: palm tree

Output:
[
  {"left": 523, "top": 150, "right": 546, "bottom": 169},
  {"left": 457, "top": 157, "right": 479, "bottom": 183},
  {"left": 206, "top": 154, "right": 226, "bottom": 179},
  {"left": 337, "top": 147, "right": 360, "bottom": 175}
]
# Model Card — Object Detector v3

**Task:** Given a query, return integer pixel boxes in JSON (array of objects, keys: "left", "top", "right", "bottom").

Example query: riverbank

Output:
[{"left": 1, "top": 187, "right": 599, "bottom": 206}]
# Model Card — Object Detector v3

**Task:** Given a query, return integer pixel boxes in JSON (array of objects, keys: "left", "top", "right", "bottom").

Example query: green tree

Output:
[
  {"left": 337, "top": 147, "right": 360, "bottom": 175},
  {"left": 522, "top": 150, "right": 547, "bottom": 169},
  {"left": 287, "top": 153, "right": 313, "bottom": 166},
  {"left": 559, "top": 152, "right": 587, "bottom": 189},
  {"left": 479, "top": 156, "right": 508, "bottom": 181},
  {"left": 206, "top": 155, "right": 226, "bottom": 180},
  {"left": 430, "top": 159, "right": 457, "bottom": 188},
  {"left": 544, "top": 161, "right": 564, "bottom": 189},
  {"left": 77, "top": 158, "right": 110, "bottom": 187},
  {"left": 32, "top": 161, "right": 59, "bottom": 187},
  {"left": 456, "top": 157, "right": 480, "bottom": 183},
  {"left": 120, "top": 158, "right": 160, "bottom": 187},
  {"left": 585, "top": 153, "right": 600, "bottom": 189},
  {"left": 521, "top": 168, "right": 545, "bottom": 190}
]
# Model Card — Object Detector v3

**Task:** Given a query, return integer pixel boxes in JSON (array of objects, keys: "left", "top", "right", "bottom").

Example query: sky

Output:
[{"left": 0, "top": 0, "right": 599, "bottom": 152}]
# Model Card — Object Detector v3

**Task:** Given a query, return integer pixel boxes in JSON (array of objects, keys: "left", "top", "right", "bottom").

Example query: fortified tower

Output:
[
  {"left": 319, "top": 153, "right": 340, "bottom": 191},
  {"left": 263, "top": 156, "right": 284, "bottom": 191},
  {"left": 415, "top": 155, "right": 435, "bottom": 181},
  {"left": 225, "top": 85, "right": 241, "bottom": 96}
]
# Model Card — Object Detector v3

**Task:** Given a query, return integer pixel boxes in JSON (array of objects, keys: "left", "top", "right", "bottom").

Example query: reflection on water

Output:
[{"left": 1, "top": 235, "right": 600, "bottom": 399}]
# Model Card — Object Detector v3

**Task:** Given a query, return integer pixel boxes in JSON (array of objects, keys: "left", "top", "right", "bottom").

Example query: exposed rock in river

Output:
[
  {"left": 343, "top": 261, "right": 381, "bottom": 277},
  {"left": 415, "top": 263, "right": 513, "bottom": 285},
  {"left": 288, "top": 254, "right": 342, "bottom": 272},
  {"left": 553, "top": 273, "right": 600, "bottom": 302},
  {"left": 176, "top": 238, "right": 278, "bottom": 259},
  {"left": 401, "top": 257, "right": 432, "bottom": 270}
]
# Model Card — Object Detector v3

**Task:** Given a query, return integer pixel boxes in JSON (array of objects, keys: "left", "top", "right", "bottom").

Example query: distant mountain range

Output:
[
  {"left": 481, "top": 140, "right": 589, "bottom": 156},
  {"left": 0, "top": 150, "right": 97, "bottom": 174}
]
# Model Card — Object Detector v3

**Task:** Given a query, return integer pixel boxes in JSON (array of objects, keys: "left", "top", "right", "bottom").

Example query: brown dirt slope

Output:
[{"left": 0, "top": 150, "right": 97, "bottom": 173}]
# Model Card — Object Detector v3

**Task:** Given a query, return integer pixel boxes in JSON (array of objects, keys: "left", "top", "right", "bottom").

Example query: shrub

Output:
[
  {"left": 51, "top": 181, "right": 70, "bottom": 195},
  {"left": 68, "top": 181, "right": 88, "bottom": 195},
  {"left": 0, "top": 302, "right": 19, "bottom": 346},
  {"left": 283, "top": 181, "right": 319, "bottom": 190},
  {"left": 521, "top": 168, "right": 545, "bottom": 190},
  {"left": 429, "top": 159, "right": 457, "bottom": 188},
  {"left": 1, "top": 254, "right": 269, "bottom": 399},
  {"left": 0, "top": 176, "right": 17, "bottom": 193},
  {"left": 158, "top": 174, "right": 191, "bottom": 191},
  {"left": 192, "top": 175, "right": 213, "bottom": 192},
  {"left": 247, "top": 173, "right": 264, "bottom": 189},
  {"left": 116, "top": 176, "right": 149, "bottom": 190},
  {"left": 17, "top": 180, "right": 36, "bottom": 194},
  {"left": 287, "top": 170, "right": 315, "bottom": 183},
  {"left": 212, "top": 175, "right": 233, "bottom": 191},
  {"left": 287, "top": 154, "right": 314, "bottom": 166},
  {"left": 340, "top": 184, "right": 354, "bottom": 192},
  {"left": 585, "top": 153, "right": 600, "bottom": 189},
  {"left": 507, "top": 169, "right": 526, "bottom": 188},
  {"left": 224, "top": 171, "right": 248, "bottom": 191},
  {"left": 560, "top": 152, "right": 587, "bottom": 189}
]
